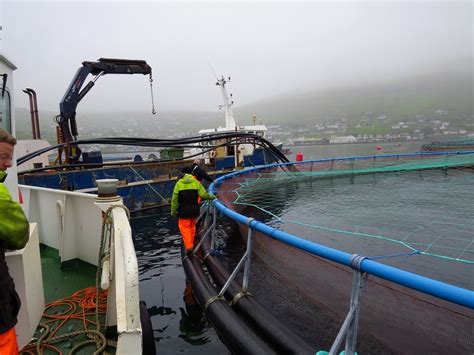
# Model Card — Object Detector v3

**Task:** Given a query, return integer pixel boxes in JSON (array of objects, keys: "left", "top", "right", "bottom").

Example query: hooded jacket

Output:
[
  {"left": 0, "top": 170, "right": 29, "bottom": 333},
  {"left": 171, "top": 173, "right": 215, "bottom": 219},
  {"left": 191, "top": 163, "right": 214, "bottom": 183}
]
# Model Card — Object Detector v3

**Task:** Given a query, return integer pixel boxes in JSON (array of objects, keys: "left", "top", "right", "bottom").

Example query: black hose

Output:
[
  {"left": 139, "top": 300, "right": 156, "bottom": 355},
  {"left": 199, "top": 232, "right": 315, "bottom": 354},
  {"left": 17, "top": 132, "right": 289, "bottom": 166},
  {"left": 182, "top": 252, "right": 277, "bottom": 354}
]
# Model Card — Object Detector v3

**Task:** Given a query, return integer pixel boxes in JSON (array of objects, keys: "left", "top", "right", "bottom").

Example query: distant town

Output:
[
  {"left": 15, "top": 106, "right": 474, "bottom": 154},
  {"left": 264, "top": 109, "right": 473, "bottom": 146}
]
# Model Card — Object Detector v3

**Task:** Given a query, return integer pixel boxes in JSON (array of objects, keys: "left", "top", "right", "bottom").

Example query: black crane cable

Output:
[{"left": 17, "top": 132, "right": 290, "bottom": 174}]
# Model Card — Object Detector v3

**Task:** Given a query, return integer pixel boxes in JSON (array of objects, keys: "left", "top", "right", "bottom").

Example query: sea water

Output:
[
  {"left": 286, "top": 140, "right": 424, "bottom": 160},
  {"left": 240, "top": 142, "right": 473, "bottom": 289},
  {"left": 131, "top": 212, "right": 229, "bottom": 354}
]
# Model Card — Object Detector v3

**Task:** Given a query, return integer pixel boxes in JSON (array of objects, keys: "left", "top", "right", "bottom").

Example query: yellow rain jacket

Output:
[
  {"left": 171, "top": 173, "right": 215, "bottom": 218},
  {"left": 0, "top": 171, "right": 29, "bottom": 250}
]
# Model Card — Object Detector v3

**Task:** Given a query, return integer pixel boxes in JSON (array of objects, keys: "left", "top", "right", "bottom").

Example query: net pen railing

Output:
[
  {"left": 210, "top": 196, "right": 473, "bottom": 308},
  {"left": 207, "top": 151, "right": 474, "bottom": 354}
]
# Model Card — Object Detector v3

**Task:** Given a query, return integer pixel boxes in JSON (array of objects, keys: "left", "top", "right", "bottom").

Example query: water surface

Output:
[{"left": 131, "top": 212, "right": 229, "bottom": 354}]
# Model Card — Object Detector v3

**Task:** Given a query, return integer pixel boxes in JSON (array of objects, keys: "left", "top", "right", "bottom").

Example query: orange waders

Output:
[
  {"left": 178, "top": 218, "right": 197, "bottom": 252},
  {"left": 0, "top": 327, "right": 18, "bottom": 355}
]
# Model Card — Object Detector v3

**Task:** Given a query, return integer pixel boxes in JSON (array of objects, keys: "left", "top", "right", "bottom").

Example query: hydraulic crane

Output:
[{"left": 56, "top": 58, "right": 155, "bottom": 163}]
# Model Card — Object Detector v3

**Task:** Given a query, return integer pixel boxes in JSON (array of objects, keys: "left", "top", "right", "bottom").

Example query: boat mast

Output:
[{"left": 216, "top": 76, "right": 236, "bottom": 129}]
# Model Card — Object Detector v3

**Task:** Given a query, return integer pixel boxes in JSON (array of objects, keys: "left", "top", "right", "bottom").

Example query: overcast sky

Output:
[{"left": 1, "top": 1, "right": 472, "bottom": 115}]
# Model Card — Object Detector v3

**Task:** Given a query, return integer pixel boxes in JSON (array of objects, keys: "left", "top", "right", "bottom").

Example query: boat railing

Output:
[
  {"left": 94, "top": 180, "right": 142, "bottom": 354},
  {"left": 18, "top": 184, "right": 102, "bottom": 265},
  {"left": 207, "top": 151, "right": 474, "bottom": 354},
  {"left": 19, "top": 181, "right": 142, "bottom": 353}
]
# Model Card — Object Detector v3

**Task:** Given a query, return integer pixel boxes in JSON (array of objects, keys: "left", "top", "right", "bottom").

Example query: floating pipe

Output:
[
  {"left": 199, "top": 232, "right": 315, "bottom": 354},
  {"left": 182, "top": 251, "right": 276, "bottom": 354}
]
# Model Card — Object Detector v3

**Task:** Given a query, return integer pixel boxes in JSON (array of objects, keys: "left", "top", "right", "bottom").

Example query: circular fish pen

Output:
[{"left": 204, "top": 151, "right": 474, "bottom": 354}]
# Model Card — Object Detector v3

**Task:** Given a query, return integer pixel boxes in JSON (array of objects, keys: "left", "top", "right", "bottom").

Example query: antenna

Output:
[{"left": 208, "top": 63, "right": 219, "bottom": 81}]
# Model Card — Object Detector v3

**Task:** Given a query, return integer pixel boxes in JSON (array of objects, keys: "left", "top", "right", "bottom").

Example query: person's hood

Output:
[
  {"left": 0, "top": 170, "right": 6, "bottom": 183},
  {"left": 180, "top": 173, "right": 195, "bottom": 184}
]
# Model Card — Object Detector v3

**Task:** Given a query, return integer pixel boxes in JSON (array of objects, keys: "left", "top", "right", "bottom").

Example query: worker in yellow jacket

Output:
[
  {"left": 0, "top": 129, "right": 29, "bottom": 354},
  {"left": 171, "top": 167, "right": 215, "bottom": 255}
]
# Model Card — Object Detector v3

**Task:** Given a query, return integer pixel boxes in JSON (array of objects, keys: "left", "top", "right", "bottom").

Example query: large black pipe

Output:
[
  {"left": 199, "top": 232, "right": 315, "bottom": 354},
  {"left": 26, "top": 88, "right": 41, "bottom": 139},
  {"left": 182, "top": 253, "right": 277, "bottom": 354},
  {"left": 22, "top": 89, "right": 37, "bottom": 139}
]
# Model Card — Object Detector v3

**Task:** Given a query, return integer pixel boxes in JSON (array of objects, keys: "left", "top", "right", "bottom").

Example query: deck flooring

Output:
[
  {"left": 40, "top": 244, "right": 97, "bottom": 303},
  {"left": 20, "top": 245, "right": 115, "bottom": 354}
]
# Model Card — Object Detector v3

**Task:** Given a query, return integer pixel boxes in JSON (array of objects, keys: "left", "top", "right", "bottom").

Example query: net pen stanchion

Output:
[
  {"left": 210, "top": 204, "right": 217, "bottom": 250},
  {"left": 217, "top": 218, "right": 255, "bottom": 298},
  {"left": 193, "top": 203, "right": 215, "bottom": 255},
  {"left": 196, "top": 202, "right": 208, "bottom": 226},
  {"left": 329, "top": 254, "right": 367, "bottom": 355},
  {"left": 203, "top": 201, "right": 213, "bottom": 230},
  {"left": 242, "top": 218, "right": 255, "bottom": 293}
]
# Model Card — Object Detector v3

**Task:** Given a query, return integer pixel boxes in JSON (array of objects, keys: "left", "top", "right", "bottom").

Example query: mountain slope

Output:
[{"left": 234, "top": 69, "right": 473, "bottom": 125}]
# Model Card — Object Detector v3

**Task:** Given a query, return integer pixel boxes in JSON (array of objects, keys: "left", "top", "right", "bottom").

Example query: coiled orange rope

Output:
[{"left": 20, "top": 286, "right": 108, "bottom": 355}]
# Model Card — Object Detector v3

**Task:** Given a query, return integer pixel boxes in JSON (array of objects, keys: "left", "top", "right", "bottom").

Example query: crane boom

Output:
[{"left": 58, "top": 58, "right": 152, "bottom": 162}]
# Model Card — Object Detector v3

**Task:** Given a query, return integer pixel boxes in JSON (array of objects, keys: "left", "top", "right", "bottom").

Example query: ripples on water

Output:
[
  {"left": 130, "top": 211, "right": 229, "bottom": 354},
  {"left": 240, "top": 168, "right": 474, "bottom": 289}
]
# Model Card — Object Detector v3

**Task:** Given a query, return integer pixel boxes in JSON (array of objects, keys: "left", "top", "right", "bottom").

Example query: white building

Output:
[{"left": 330, "top": 135, "right": 357, "bottom": 144}]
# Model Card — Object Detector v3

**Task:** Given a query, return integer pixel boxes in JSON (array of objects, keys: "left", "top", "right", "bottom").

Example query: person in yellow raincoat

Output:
[
  {"left": 171, "top": 167, "right": 215, "bottom": 255},
  {"left": 0, "top": 129, "right": 29, "bottom": 354}
]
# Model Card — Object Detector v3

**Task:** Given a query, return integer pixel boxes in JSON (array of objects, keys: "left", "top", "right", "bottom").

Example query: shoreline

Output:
[{"left": 285, "top": 139, "right": 425, "bottom": 147}]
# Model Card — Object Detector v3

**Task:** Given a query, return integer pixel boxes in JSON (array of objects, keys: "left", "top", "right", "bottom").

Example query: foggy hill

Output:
[
  {"left": 14, "top": 107, "right": 223, "bottom": 141},
  {"left": 234, "top": 68, "right": 473, "bottom": 126},
  {"left": 15, "top": 66, "right": 472, "bottom": 141}
]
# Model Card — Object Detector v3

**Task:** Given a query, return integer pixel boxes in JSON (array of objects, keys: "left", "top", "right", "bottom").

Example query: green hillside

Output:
[{"left": 235, "top": 69, "right": 473, "bottom": 125}]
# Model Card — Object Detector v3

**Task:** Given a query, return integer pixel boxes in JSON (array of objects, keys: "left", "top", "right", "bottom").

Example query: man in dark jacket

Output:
[
  {"left": 171, "top": 167, "right": 215, "bottom": 255},
  {"left": 0, "top": 129, "right": 29, "bottom": 354},
  {"left": 190, "top": 159, "right": 214, "bottom": 184}
]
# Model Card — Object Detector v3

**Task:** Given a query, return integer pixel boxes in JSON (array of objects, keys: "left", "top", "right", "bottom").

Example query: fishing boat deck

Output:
[
  {"left": 20, "top": 245, "right": 115, "bottom": 354},
  {"left": 40, "top": 244, "right": 97, "bottom": 303}
]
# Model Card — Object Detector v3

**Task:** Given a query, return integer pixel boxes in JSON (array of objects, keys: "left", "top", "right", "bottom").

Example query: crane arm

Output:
[{"left": 58, "top": 58, "right": 152, "bottom": 162}]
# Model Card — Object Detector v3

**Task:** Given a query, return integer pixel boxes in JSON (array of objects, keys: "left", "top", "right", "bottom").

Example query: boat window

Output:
[
  {"left": 0, "top": 89, "right": 12, "bottom": 133},
  {"left": 227, "top": 144, "right": 235, "bottom": 156}
]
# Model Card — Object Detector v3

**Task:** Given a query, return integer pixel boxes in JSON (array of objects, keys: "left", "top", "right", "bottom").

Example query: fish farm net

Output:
[
  {"left": 422, "top": 137, "right": 474, "bottom": 151},
  {"left": 214, "top": 152, "right": 474, "bottom": 353}
]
